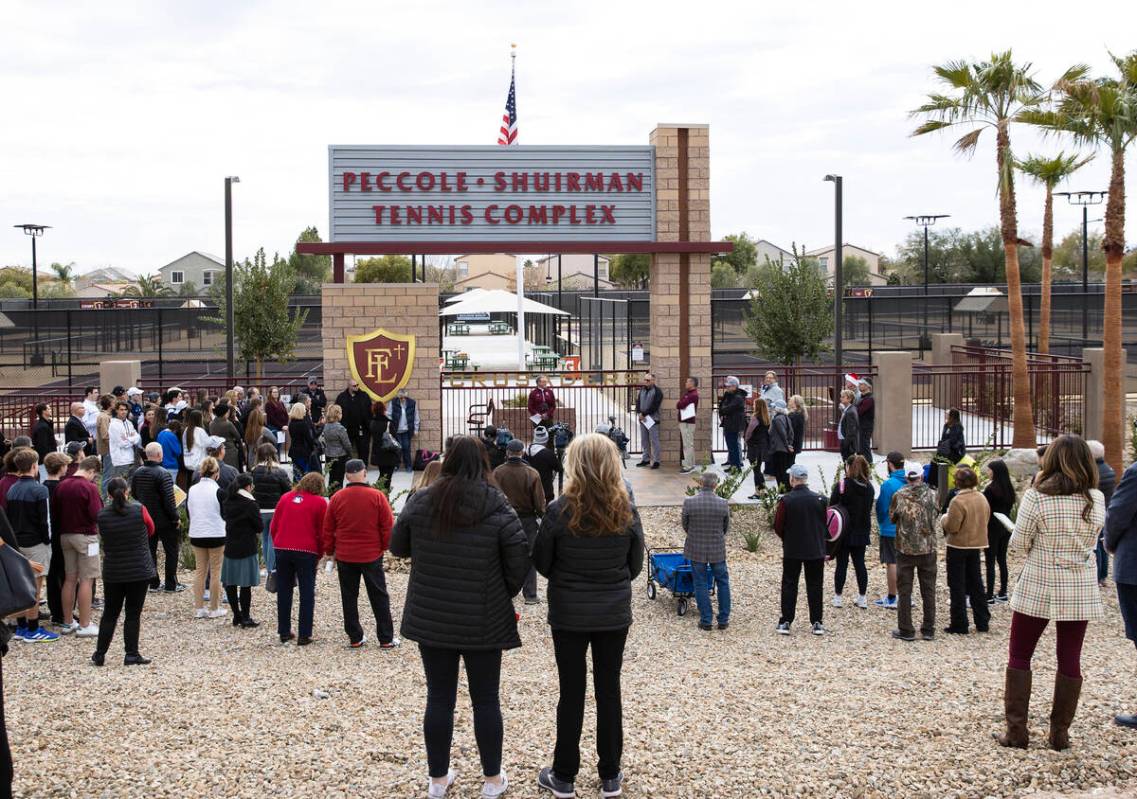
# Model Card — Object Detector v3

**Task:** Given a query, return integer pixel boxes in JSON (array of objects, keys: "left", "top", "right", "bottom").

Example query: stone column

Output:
[
  {"left": 930, "top": 332, "right": 963, "bottom": 409},
  {"left": 871, "top": 350, "right": 913, "bottom": 457},
  {"left": 649, "top": 124, "right": 712, "bottom": 468},
  {"left": 100, "top": 360, "right": 141, "bottom": 396},
  {"left": 1083, "top": 347, "right": 1126, "bottom": 446},
  {"left": 322, "top": 282, "right": 442, "bottom": 451}
]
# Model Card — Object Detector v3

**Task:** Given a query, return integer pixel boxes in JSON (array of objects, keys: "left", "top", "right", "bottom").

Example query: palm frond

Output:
[
  {"left": 911, "top": 119, "right": 956, "bottom": 137},
  {"left": 932, "top": 60, "right": 975, "bottom": 90},
  {"left": 953, "top": 127, "right": 984, "bottom": 155}
]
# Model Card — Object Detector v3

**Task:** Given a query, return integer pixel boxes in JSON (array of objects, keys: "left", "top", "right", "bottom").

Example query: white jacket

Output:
[
  {"left": 186, "top": 477, "right": 225, "bottom": 540},
  {"left": 108, "top": 417, "right": 141, "bottom": 467},
  {"left": 182, "top": 427, "right": 209, "bottom": 470}
]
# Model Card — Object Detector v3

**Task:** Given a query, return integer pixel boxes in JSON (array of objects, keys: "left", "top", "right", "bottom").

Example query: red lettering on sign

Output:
[
  {"left": 511, "top": 172, "right": 528, "bottom": 192},
  {"left": 608, "top": 173, "right": 623, "bottom": 192},
  {"left": 456, "top": 172, "right": 468, "bottom": 192},
  {"left": 407, "top": 206, "right": 422, "bottom": 224},
  {"left": 360, "top": 172, "right": 372, "bottom": 192},
  {"left": 586, "top": 205, "right": 596, "bottom": 224},
  {"left": 534, "top": 172, "right": 550, "bottom": 192},
  {"left": 390, "top": 207, "right": 401, "bottom": 224},
  {"left": 396, "top": 172, "right": 413, "bottom": 191},
  {"left": 485, "top": 205, "right": 500, "bottom": 224},
  {"left": 552, "top": 205, "right": 566, "bottom": 224},
  {"left": 343, "top": 172, "right": 357, "bottom": 192},
  {"left": 494, "top": 172, "right": 506, "bottom": 191},
  {"left": 527, "top": 205, "right": 548, "bottom": 224},
  {"left": 569, "top": 206, "right": 582, "bottom": 225},
  {"left": 372, "top": 205, "right": 385, "bottom": 224},
  {"left": 585, "top": 173, "right": 603, "bottom": 192},
  {"left": 554, "top": 173, "right": 562, "bottom": 192},
  {"left": 416, "top": 172, "right": 435, "bottom": 191},
  {"left": 601, "top": 205, "right": 616, "bottom": 223},
  {"left": 567, "top": 172, "right": 581, "bottom": 191},
  {"left": 428, "top": 206, "right": 444, "bottom": 224},
  {"left": 504, "top": 204, "right": 523, "bottom": 224},
  {"left": 626, "top": 172, "right": 643, "bottom": 191},
  {"left": 460, "top": 205, "right": 474, "bottom": 225},
  {"left": 376, "top": 172, "right": 391, "bottom": 192}
]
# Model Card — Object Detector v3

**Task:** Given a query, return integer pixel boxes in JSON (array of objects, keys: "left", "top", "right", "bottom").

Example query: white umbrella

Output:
[{"left": 439, "top": 288, "right": 568, "bottom": 317}]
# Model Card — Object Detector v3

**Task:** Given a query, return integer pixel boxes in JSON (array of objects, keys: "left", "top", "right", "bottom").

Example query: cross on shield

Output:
[{"left": 345, "top": 328, "right": 417, "bottom": 402}]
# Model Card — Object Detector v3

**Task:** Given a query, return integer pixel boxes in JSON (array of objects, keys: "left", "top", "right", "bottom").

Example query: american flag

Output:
[{"left": 497, "top": 59, "right": 518, "bottom": 146}]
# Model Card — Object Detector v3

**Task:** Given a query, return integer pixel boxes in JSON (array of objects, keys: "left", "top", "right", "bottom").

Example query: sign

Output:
[
  {"left": 329, "top": 145, "right": 655, "bottom": 243},
  {"left": 631, "top": 343, "right": 644, "bottom": 363},
  {"left": 79, "top": 299, "right": 154, "bottom": 310},
  {"left": 346, "top": 328, "right": 416, "bottom": 402}
]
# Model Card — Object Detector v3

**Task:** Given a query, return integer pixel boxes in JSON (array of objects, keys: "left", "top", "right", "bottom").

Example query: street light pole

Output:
[
  {"left": 14, "top": 223, "right": 50, "bottom": 366},
  {"left": 224, "top": 176, "right": 240, "bottom": 381},
  {"left": 903, "top": 214, "right": 950, "bottom": 349},
  {"left": 1056, "top": 191, "right": 1106, "bottom": 345},
  {"left": 824, "top": 175, "right": 843, "bottom": 368}
]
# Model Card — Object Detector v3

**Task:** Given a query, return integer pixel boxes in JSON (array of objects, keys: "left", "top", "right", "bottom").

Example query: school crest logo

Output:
[{"left": 346, "top": 328, "right": 416, "bottom": 402}]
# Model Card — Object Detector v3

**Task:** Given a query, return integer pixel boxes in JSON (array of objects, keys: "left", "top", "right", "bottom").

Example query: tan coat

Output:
[
  {"left": 96, "top": 410, "right": 111, "bottom": 457},
  {"left": 941, "top": 488, "right": 990, "bottom": 549}
]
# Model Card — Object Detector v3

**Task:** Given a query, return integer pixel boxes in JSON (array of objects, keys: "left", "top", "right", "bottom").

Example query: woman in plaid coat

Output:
[{"left": 995, "top": 435, "right": 1105, "bottom": 752}]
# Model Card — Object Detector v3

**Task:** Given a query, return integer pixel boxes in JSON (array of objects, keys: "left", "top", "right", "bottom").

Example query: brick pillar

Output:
[
  {"left": 930, "top": 332, "right": 964, "bottom": 409},
  {"left": 322, "top": 282, "right": 442, "bottom": 452},
  {"left": 871, "top": 350, "right": 913, "bottom": 457},
  {"left": 1083, "top": 347, "right": 1126, "bottom": 446},
  {"left": 650, "top": 124, "right": 712, "bottom": 467},
  {"left": 100, "top": 360, "right": 141, "bottom": 396}
]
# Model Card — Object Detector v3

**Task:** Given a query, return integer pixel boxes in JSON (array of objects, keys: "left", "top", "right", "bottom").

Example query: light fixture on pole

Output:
[
  {"left": 14, "top": 223, "right": 50, "bottom": 366},
  {"left": 903, "top": 214, "right": 950, "bottom": 347},
  {"left": 224, "top": 176, "right": 240, "bottom": 381},
  {"left": 1054, "top": 190, "right": 1106, "bottom": 343}
]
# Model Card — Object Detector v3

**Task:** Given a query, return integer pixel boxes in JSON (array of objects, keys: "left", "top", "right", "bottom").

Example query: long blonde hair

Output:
[
  {"left": 411, "top": 459, "right": 443, "bottom": 494},
  {"left": 561, "top": 433, "right": 632, "bottom": 536},
  {"left": 788, "top": 394, "right": 808, "bottom": 424}
]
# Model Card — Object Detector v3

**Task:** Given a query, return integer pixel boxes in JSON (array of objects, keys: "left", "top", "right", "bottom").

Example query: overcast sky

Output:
[{"left": 2, "top": 1, "right": 1135, "bottom": 275}]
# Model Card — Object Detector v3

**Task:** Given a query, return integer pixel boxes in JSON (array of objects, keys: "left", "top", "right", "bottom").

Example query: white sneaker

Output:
[
  {"left": 194, "top": 608, "right": 209, "bottom": 619},
  {"left": 202, "top": 590, "right": 210, "bottom": 601},
  {"left": 832, "top": 594, "right": 844, "bottom": 608},
  {"left": 57, "top": 621, "right": 79, "bottom": 634},
  {"left": 207, "top": 608, "right": 228, "bottom": 619},
  {"left": 855, "top": 595, "right": 869, "bottom": 609},
  {"left": 482, "top": 771, "right": 508, "bottom": 798},
  {"left": 75, "top": 624, "right": 99, "bottom": 637},
  {"left": 428, "top": 769, "right": 457, "bottom": 798}
]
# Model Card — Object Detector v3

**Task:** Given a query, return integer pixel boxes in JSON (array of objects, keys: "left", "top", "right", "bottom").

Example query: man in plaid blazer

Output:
[{"left": 682, "top": 472, "right": 732, "bottom": 631}]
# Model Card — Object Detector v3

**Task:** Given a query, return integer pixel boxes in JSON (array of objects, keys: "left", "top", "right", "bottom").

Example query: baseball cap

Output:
[
  {"left": 345, "top": 458, "right": 366, "bottom": 475},
  {"left": 533, "top": 427, "right": 549, "bottom": 445},
  {"left": 126, "top": 386, "right": 142, "bottom": 397},
  {"left": 65, "top": 440, "right": 86, "bottom": 456},
  {"left": 907, "top": 469, "right": 922, "bottom": 481},
  {"left": 506, "top": 439, "right": 525, "bottom": 454},
  {"left": 788, "top": 463, "right": 809, "bottom": 480},
  {"left": 112, "top": 385, "right": 125, "bottom": 396},
  {"left": 205, "top": 435, "right": 226, "bottom": 451}
]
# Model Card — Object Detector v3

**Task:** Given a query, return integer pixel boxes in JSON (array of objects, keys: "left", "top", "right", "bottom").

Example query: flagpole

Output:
[{"left": 510, "top": 44, "right": 527, "bottom": 371}]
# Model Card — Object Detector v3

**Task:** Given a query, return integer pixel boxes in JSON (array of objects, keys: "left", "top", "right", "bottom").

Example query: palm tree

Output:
[
  {"left": 121, "top": 274, "right": 173, "bottom": 298},
  {"left": 49, "top": 262, "right": 75, "bottom": 287},
  {"left": 911, "top": 51, "right": 1085, "bottom": 450},
  {"left": 1016, "top": 152, "right": 1093, "bottom": 353},
  {"left": 1023, "top": 51, "right": 1137, "bottom": 468}
]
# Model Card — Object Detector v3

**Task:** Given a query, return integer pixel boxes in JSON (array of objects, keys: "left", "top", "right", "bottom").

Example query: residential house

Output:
[
  {"left": 804, "top": 243, "right": 887, "bottom": 286},
  {"left": 754, "top": 239, "right": 796, "bottom": 267},
  {"left": 532, "top": 254, "right": 615, "bottom": 290},
  {"left": 157, "top": 252, "right": 225, "bottom": 293},
  {"left": 451, "top": 253, "right": 523, "bottom": 291},
  {"left": 74, "top": 266, "right": 135, "bottom": 292}
]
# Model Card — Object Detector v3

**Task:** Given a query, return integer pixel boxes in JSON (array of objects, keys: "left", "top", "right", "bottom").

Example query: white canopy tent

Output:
[
  {"left": 443, "top": 287, "right": 488, "bottom": 304},
  {"left": 438, "top": 289, "right": 569, "bottom": 318}
]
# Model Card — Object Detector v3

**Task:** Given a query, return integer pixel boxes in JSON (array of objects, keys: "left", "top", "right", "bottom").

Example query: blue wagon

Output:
[{"left": 646, "top": 547, "right": 713, "bottom": 617}]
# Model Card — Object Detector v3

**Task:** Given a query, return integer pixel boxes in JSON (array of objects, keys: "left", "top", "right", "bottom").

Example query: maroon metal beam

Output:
[{"left": 297, "top": 240, "right": 734, "bottom": 256}]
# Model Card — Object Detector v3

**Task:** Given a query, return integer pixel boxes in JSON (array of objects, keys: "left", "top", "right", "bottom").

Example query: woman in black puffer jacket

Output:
[
  {"left": 390, "top": 436, "right": 529, "bottom": 798},
  {"left": 532, "top": 433, "right": 644, "bottom": 799}
]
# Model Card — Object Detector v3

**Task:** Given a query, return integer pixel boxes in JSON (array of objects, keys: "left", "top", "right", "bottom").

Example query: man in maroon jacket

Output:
[
  {"left": 54, "top": 456, "right": 104, "bottom": 635},
  {"left": 676, "top": 376, "right": 700, "bottom": 473},
  {"left": 323, "top": 459, "right": 398, "bottom": 648},
  {"left": 527, "top": 375, "right": 556, "bottom": 429}
]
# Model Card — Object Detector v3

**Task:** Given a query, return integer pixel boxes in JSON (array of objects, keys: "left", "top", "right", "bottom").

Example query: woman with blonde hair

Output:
[
  {"left": 995, "top": 434, "right": 1105, "bottom": 751},
  {"left": 186, "top": 456, "right": 227, "bottom": 619},
  {"left": 532, "top": 433, "right": 644, "bottom": 799},
  {"left": 787, "top": 394, "right": 808, "bottom": 466},
  {"left": 410, "top": 459, "right": 443, "bottom": 495},
  {"left": 287, "top": 401, "right": 317, "bottom": 479},
  {"left": 320, "top": 403, "right": 353, "bottom": 487}
]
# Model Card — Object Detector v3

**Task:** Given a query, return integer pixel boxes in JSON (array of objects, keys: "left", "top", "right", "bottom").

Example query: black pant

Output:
[
  {"left": 551, "top": 628, "right": 628, "bottom": 782},
  {"left": 275, "top": 550, "right": 317, "bottom": 638},
  {"left": 834, "top": 544, "right": 868, "bottom": 596},
  {"left": 329, "top": 456, "right": 348, "bottom": 488},
  {"left": 859, "top": 421, "right": 874, "bottom": 461},
  {"left": 95, "top": 579, "right": 149, "bottom": 656},
  {"left": 520, "top": 516, "right": 540, "bottom": 599},
  {"left": 148, "top": 526, "right": 180, "bottom": 590},
  {"left": 224, "top": 585, "right": 252, "bottom": 620},
  {"left": 46, "top": 533, "right": 65, "bottom": 623},
  {"left": 350, "top": 432, "right": 370, "bottom": 466},
  {"left": 337, "top": 557, "right": 394, "bottom": 644},
  {"left": 419, "top": 645, "right": 503, "bottom": 779},
  {"left": 985, "top": 531, "right": 1010, "bottom": 599},
  {"left": 780, "top": 558, "right": 823, "bottom": 625},
  {"left": 946, "top": 547, "right": 990, "bottom": 632},
  {"left": 840, "top": 438, "right": 856, "bottom": 462}
]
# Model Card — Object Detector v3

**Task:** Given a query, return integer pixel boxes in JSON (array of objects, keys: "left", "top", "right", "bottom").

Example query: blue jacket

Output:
[
  {"left": 875, "top": 470, "right": 906, "bottom": 539},
  {"left": 156, "top": 428, "right": 182, "bottom": 469},
  {"left": 1106, "top": 462, "right": 1137, "bottom": 586}
]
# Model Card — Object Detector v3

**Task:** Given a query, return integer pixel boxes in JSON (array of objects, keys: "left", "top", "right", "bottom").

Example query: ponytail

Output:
[{"left": 107, "top": 477, "right": 129, "bottom": 515}]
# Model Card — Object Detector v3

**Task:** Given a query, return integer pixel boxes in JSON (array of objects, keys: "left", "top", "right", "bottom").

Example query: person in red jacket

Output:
[
  {"left": 323, "top": 459, "right": 398, "bottom": 649},
  {"left": 527, "top": 375, "right": 556, "bottom": 429},
  {"left": 270, "top": 471, "right": 328, "bottom": 645}
]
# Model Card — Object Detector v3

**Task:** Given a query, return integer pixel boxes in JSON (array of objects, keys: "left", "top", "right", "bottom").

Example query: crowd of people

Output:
[{"left": 1, "top": 372, "right": 1137, "bottom": 798}]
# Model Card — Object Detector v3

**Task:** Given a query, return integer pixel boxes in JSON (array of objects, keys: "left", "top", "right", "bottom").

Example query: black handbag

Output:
[{"left": 0, "top": 544, "right": 39, "bottom": 618}]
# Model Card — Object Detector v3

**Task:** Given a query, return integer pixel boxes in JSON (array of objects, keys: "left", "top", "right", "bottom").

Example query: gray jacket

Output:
[
  {"left": 1106, "top": 462, "right": 1137, "bottom": 585},
  {"left": 321, "top": 422, "right": 353, "bottom": 459},
  {"left": 682, "top": 489, "right": 731, "bottom": 563}
]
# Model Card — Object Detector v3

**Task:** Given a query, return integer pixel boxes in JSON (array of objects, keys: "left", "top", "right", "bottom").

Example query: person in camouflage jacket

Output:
[{"left": 887, "top": 471, "right": 940, "bottom": 641}]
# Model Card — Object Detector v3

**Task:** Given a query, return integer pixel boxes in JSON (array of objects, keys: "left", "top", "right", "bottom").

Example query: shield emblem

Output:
[{"left": 346, "top": 328, "right": 416, "bottom": 402}]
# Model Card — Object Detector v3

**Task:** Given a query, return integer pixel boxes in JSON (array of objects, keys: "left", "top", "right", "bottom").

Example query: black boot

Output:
[
  {"left": 91, "top": 651, "right": 105, "bottom": 667},
  {"left": 123, "top": 653, "right": 152, "bottom": 666}
]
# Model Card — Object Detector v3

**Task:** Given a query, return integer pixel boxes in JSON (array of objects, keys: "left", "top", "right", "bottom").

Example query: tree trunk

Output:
[
  {"left": 1039, "top": 187, "right": 1053, "bottom": 355},
  {"left": 996, "top": 124, "right": 1035, "bottom": 450},
  {"left": 1101, "top": 147, "right": 1126, "bottom": 469}
]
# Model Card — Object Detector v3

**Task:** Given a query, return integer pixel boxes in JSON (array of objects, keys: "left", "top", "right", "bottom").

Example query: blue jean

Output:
[
  {"left": 396, "top": 431, "right": 413, "bottom": 470},
  {"left": 691, "top": 561, "right": 730, "bottom": 626},
  {"left": 261, "top": 515, "right": 276, "bottom": 573},
  {"left": 275, "top": 549, "right": 317, "bottom": 639},
  {"left": 101, "top": 453, "right": 114, "bottom": 491},
  {"left": 1096, "top": 535, "right": 1109, "bottom": 583},
  {"left": 723, "top": 431, "right": 742, "bottom": 469}
]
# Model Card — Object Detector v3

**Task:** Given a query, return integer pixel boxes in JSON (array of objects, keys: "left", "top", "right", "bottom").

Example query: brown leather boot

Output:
[
  {"left": 1048, "top": 673, "right": 1083, "bottom": 751},
  {"left": 993, "top": 667, "right": 1031, "bottom": 748}
]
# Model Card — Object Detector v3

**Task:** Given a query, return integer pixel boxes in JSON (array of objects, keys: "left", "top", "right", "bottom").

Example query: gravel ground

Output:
[{"left": 5, "top": 506, "right": 1137, "bottom": 798}]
